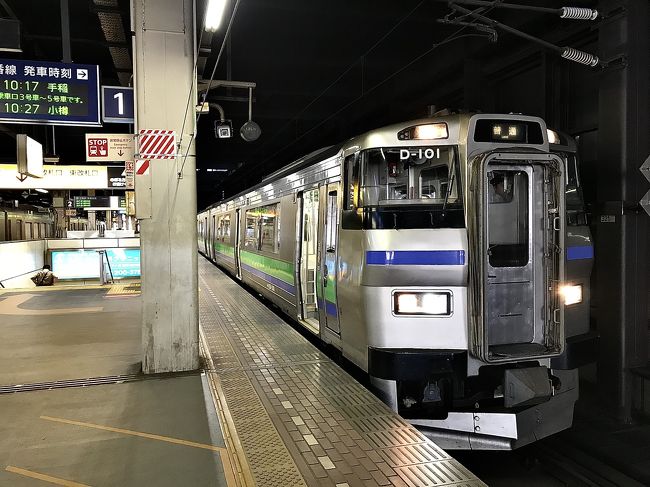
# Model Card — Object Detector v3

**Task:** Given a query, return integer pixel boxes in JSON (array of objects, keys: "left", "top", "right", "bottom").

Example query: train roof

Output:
[{"left": 200, "top": 112, "right": 549, "bottom": 213}]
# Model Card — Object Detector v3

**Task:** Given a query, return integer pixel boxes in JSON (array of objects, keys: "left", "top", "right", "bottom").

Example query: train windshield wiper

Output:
[{"left": 442, "top": 154, "right": 456, "bottom": 212}]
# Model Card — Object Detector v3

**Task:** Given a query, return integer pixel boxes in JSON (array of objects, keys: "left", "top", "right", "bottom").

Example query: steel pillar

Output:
[
  {"left": 596, "top": 0, "right": 649, "bottom": 420},
  {"left": 132, "top": 0, "right": 199, "bottom": 373}
]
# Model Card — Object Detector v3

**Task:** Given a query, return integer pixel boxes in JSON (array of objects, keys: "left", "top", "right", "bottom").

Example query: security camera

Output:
[{"left": 214, "top": 120, "right": 233, "bottom": 139}]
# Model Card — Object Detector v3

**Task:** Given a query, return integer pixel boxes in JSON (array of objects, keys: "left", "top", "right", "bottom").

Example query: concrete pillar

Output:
[
  {"left": 132, "top": 0, "right": 199, "bottom": 373},
  {"left": 596, "top": 0, "right": 649, "bottom": 420}
]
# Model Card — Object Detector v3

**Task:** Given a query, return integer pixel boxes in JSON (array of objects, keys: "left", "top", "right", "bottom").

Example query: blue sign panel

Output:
[
  {"left": 0, "top": 58, "right": 100, "bottom": 126},
  {"left": 51, "top": 248, "right": 141, "bottom": 279},
  {"left": 102, "top": 85, "right": 134, "bottom": 124}
]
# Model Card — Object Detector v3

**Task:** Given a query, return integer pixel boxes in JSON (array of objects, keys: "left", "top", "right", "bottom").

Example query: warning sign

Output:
[
  {"left": 85, "top": 133, "right": 134, "bottom": 162},
  {"left": 125, "top": 161, "right": 135, "bottom": 189}
]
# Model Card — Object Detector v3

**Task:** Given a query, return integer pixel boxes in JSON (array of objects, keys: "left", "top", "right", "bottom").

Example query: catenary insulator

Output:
[
  {"left": 561, "top": 47, "right": 600, "bottom": 67},
  {"left": 560, "top": 7, "right": 598, "bottom": 20}
]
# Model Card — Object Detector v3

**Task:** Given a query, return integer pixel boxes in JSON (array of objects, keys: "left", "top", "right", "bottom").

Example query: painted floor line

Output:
[
  {"left": 40, "top": 415, "right": 227, "bottom": 452},
  {"left": 5, "top": 466, "right": 90, "bottom": 487}
]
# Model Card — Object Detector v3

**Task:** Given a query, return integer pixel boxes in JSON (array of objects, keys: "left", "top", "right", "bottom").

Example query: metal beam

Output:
[
  {"left": 60, "top": 0, "right": 72, "bottom": 63},
  {"left": 0, "top": 0, "right": 17, "bottom": 19},
  {"left": 596, "top": 0, "right": 649, "bottom": 421}
]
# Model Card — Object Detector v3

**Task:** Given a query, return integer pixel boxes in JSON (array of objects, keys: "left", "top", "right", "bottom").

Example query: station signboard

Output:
[
  {"left": 0, "top": 164, "right": 124, "bottom": 189},
  {"left": 124, "top": 161, "right": 135, "bottom": 189},
  {"left": 101, "top": 86, "right": 134, "bottom": 124},
  {"left": 85, "top": 133, "right": 134, "bottom": 162},
  {"left": 0, "top": 58, "right": 100, "bottom": 126},
  {"left": 73, "top": 195, "right": 111, "bottom": 208},
  {"left": 107, "top": 165, "right": 127, "bottom": 188},
  {"left": 73, "top": 195, "right": 126, "bottom": 210}
]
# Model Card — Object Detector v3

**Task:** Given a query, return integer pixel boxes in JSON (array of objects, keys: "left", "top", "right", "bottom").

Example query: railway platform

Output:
[
  {"left": 0, "top": 260, "right": 486, "bottom": 486},
  {"left": 198, "top": 257, "right": 485, "bottom": 487}
]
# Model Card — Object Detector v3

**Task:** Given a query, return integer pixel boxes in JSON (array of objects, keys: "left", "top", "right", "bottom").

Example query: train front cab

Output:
[{"left": 364, "top": 115, "right": 587, "bottom": 449}]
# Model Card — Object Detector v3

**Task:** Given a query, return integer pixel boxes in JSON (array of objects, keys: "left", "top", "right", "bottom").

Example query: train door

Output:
[
  {"left": 202, "top": 218, "right": 206, "bottom": 253},
  {"left": 317, "top": 183, "right": 341, "bottom": 334},
  {"left": 16, "top": 220, "right": 23, "bottom": 240},
  {"left": 470, "top": 152, "right": 564, "bottom": 363},
  {"left": 234, "top": 209, "right": 242, "bottom": 279},
  {"left": 297, "top": 188, "right": 320, "bottom": 332}
]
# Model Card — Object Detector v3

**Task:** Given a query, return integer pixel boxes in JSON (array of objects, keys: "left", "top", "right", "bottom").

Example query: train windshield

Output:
[
  {"left": 360, "top": 146, "right": 461, "bottom": 205},
  {"left": 352, "top": 146, "right": 464, "bottom": 229}
]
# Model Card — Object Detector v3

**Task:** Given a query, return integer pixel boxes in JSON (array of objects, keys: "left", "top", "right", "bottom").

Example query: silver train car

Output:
[
  {"left": 198, "top": 113, "right": 596, "bottom": 449},
  {"left": 0, "top": 205, "right": 55, "bottom": 241}
]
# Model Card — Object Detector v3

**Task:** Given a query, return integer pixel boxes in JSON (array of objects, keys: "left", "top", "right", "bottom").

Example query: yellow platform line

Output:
[
  {"left": 200, "top": 328, "right": 255, "bottom": 487},
  {"left": 39, "top": 415, "right": 236, "bottom": 486},
  {"left": 5, "top": 466, "right": 90, "bottom": 487},
  {"left": 40, "top": 415, "right": 226, "bottom": 452}
]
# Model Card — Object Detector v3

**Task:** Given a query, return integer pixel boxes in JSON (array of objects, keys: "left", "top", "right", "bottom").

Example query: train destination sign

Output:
[{"left": 0, "top": 58, "right": 100, "bottom": 126}]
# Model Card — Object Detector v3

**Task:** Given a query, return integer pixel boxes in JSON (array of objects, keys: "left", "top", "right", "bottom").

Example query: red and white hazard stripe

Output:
[
  {"left": 138, "top": 129, "right": 176, "bottom": 159},
  {"left": 136, "top": 159, "right": 150, "bottom": 176}
]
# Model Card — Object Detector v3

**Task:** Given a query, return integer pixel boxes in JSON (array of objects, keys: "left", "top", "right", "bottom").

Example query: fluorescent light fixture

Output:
[
  {"left": 393, "top": 291, "right": 451, "bottom": 316},
  {"left": 34, "top": 188, "right": 48, "bottom": 194},
  {"left": 560, "top": 284, "right": 583, "bottom": 306},
  {"left": 205, "top": 0, "right": 228, "bottom": 31}
]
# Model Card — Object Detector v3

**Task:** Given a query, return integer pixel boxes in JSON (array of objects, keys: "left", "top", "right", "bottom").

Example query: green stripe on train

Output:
[
  {"left": 240, "top": 250, "right": 294, "bottom": 285},
  {"left": 315, "top": 269, "right": 337, "bottom": 303},
  {"left": 214, "top": 241, "right": 235, "bottom": 258}
]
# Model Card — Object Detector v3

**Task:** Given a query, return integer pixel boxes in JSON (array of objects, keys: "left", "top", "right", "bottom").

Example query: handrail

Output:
[{"left": 0, "top": 268, "right": 42, "bottom": 288}]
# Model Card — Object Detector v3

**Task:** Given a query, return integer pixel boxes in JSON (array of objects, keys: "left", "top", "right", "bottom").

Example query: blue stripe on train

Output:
[
  {"left": 366, "top": 250, "right": 465, "bottom": 266},
  {"left": 566, "top": 246, "right": 594, "bottom": 261},
  {"left": 240, "top": 263, "right": 296, "bottom": 296},
  {"left": 317, "top": 298, "right": 338, "bottom": 317}
]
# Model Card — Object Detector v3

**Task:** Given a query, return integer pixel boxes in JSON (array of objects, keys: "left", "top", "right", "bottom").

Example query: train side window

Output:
[
  {"left": 259, "top": 204, "right": 279, "bottom": 254},
  {"left": 344, "top": 154, "right": 360, "bottom": 210},
  {"left": 245, "top": 209, "right": 261, "bottom": 250},
  {"left": 220, "top": 215, "right": 231, "bottom": 242},
  {"left": 342, "top": 154, "right": 362, "bottom": 229}
]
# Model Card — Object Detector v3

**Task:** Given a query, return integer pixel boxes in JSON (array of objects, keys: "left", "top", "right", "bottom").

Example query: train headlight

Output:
[
  {"left": 547, "top": 129, "right": 561, "bottom": 145},
  {"left": 397, "top": 123, "right": 448, "bottom": 141},
  {"left": 560, "top": 284, "right": 583, "bottom": 306},
  {"left": 393, "top": 291, "right": 451, "bottom": 316}
]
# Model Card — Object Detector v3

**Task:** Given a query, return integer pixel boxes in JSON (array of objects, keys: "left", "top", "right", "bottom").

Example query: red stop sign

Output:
[{"left": 88, "top": 138, "right": 108, "bottom": 157}]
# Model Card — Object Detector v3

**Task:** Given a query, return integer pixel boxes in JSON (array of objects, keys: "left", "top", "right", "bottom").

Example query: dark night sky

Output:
[{"left": 0, "top": 0, "right": 599, "bottom": 209}]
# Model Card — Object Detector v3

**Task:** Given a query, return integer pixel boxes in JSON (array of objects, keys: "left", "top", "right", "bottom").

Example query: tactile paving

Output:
[{"left": 198, "top": 258, "right": 486, "bottom": 486}]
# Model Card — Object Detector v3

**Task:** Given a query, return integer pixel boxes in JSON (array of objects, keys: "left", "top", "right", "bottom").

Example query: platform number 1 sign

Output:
[{"left": 101, "top": 86, "right": 134, "bottom": 124}]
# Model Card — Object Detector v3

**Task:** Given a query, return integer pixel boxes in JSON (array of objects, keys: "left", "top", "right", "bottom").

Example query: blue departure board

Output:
[{"left": 0, "top": 58, "right": 100, "bottom": 126}]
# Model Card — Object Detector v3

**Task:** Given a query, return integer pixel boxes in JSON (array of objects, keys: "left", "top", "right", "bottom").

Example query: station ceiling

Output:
[{"left": 0, "top": 0, "right": 598, "bottom": 209}]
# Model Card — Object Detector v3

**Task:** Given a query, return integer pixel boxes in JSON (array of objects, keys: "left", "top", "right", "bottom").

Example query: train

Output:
[
  {"left": 198, "top": 113, "right": 597, "bottom": 449},
  {"left": 0, "top": 204, "right": 55, "bottom": 241}
]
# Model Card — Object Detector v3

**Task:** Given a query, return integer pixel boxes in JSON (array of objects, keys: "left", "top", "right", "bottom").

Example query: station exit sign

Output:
[{"left": 0, "top": 58, "right": 100, "bottom": 126}]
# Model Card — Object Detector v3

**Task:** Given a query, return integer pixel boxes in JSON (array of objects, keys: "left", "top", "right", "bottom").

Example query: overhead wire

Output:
[
  {"left": 255, "top": 0, "right": 428, "bottom": 151},
  {"left": 178, "top": 0, "right": 243, "bottom": 177},
  {"left": 226, "top": 3, "right": 498, "bottom": 184}
]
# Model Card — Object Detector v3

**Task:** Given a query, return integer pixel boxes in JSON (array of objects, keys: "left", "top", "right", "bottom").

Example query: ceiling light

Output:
[
  {"left": 205, "top": 0, "right": 228, "bottom": 31},
  {"left": 34, "top": 188, "right": 48, "bottom": 194}
]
